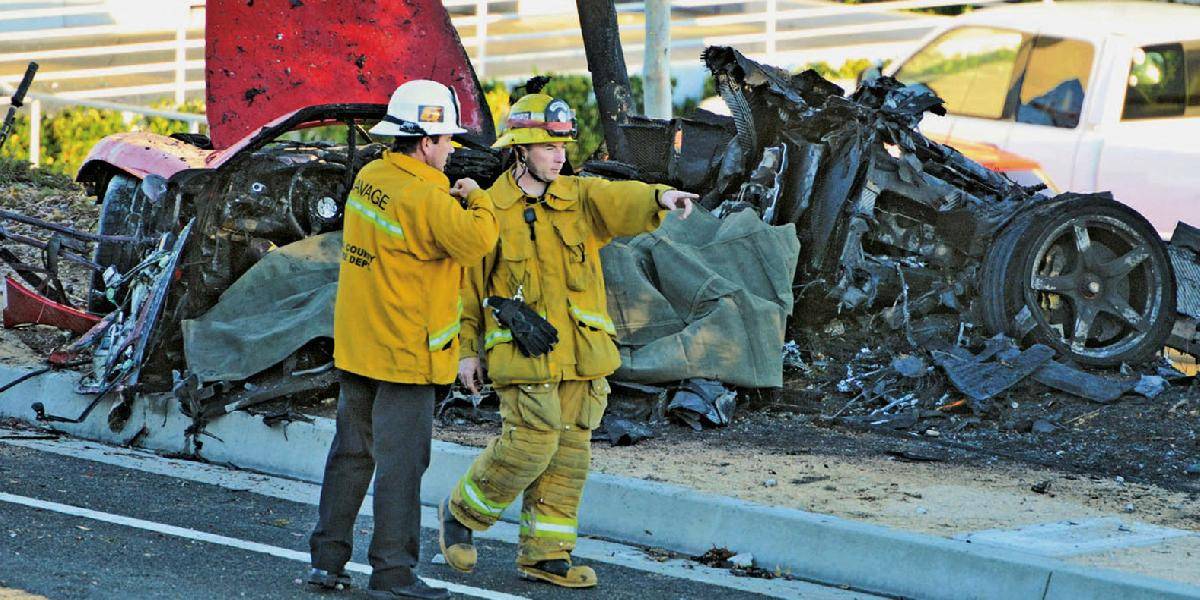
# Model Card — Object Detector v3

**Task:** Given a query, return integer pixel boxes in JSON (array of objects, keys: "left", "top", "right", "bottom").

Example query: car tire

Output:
[
  {"left": 981, "top": 196, "right": 1175, "bottom": 366},
  {"left": 88, "top": 173, "right": 140, "bottom": 314}
]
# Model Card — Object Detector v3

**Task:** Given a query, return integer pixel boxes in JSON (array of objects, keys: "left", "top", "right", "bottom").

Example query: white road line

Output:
[
  {"left": 0, "top": 491, "right": 528, "bottom": 600},
  {"left": 0, "top": 431, "right": 878, "bottom": 599}
]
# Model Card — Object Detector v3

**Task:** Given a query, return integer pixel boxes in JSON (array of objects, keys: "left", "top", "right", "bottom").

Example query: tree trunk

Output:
[{"left": 575, "top": 0, "right": 632, "bottom": 160}]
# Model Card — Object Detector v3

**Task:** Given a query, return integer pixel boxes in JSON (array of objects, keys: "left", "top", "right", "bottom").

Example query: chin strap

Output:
[{"left": 515, "top": 147, "right": 552, "bottom": 186}]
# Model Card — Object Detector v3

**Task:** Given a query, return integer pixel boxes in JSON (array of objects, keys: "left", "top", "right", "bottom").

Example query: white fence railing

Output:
[
  {"left": 3, "top": 0, "right": 976, "bottom": 96},
  {"left": 2, "top": 0, "right": 992, "bottom": 167},
  {"left": 0, "top": 0, "right": 206, "bottom": 104}
]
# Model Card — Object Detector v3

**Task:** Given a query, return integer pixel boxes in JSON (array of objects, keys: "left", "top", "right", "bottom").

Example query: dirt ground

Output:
[
  {"left": 438, "top": 409, "right": 1200, "bottom": 537},
  {"left": 437, "top": 399, "right": 1200, "bottom": 585},
  {"left": 0, "top": 168, "right": 98, "bottom": 309}
]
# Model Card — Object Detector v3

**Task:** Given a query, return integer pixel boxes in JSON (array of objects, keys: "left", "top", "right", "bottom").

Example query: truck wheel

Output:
[
  {"left": 982, "top": 197, "right": 1175, "bottom": 366},
  {"left": 88, "top": 173, "right": 140, "bottom": 313}
]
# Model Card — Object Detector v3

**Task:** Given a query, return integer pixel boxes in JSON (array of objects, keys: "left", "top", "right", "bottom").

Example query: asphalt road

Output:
[{"left": 0, "top": 431, "right": 884, "bottom": 600}]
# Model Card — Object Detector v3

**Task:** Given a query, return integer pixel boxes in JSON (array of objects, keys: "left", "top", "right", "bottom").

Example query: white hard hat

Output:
[{"left": 369, "top": 79, "right": 468, "bottom": 137}]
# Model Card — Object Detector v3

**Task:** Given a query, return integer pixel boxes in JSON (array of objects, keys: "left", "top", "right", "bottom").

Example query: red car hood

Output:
[{"left": 205, "top": 0, "right": 493, "bottom": 151}]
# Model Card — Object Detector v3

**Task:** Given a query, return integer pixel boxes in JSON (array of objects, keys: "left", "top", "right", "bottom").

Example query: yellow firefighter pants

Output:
[{"left": 449, "top": 377, "right": 609, "bottom": 564}]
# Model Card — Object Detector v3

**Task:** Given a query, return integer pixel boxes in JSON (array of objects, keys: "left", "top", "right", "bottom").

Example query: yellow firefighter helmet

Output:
[{"left": 492, "top": 93, "right": 578, "bottom": 147}]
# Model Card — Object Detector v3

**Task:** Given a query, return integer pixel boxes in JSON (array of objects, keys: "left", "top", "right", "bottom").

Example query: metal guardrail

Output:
[{"left": 0, "top": 0, "right": 983, "bottom": 167}]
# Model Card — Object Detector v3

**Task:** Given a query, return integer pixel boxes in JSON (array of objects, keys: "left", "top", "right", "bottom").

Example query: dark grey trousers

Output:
[{"left": 309, "top": 370, "right": 435, "bottom": 590}]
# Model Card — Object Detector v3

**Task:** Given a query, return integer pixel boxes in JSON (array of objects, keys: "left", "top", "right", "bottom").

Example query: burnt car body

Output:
[
  {"left": 2, "top": 2, "right": 1192, "bottom": 429},
  {"left": 588, "top": 47, "right": 1181, "bottom": 369}
]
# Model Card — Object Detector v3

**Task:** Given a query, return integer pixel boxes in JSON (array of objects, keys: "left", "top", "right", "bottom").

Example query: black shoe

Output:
[
  {"left": 306, "top": 567, "right": 352, "bottom": 590},
  {"left": 366, "top": 578, "right": 450, "bottom": 600}
]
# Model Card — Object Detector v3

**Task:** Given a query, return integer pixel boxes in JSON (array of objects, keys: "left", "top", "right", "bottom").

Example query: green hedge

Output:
[{"left": 0, "top": 99, "right": 205, "bottom": 177}]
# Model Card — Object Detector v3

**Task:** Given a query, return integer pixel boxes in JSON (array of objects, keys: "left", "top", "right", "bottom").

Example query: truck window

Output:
[
  {"left": 1122, "top": 42, "right": 1194, "bottom": 120},
  {"left": 894, "top": 26, "right": 1028, "bottom": 120},
  {"left": 1190, "top": 42, "right": 1200, "bottom": 117},
  {"left": 1015, "top": 36, "right": 1094, "bottom": 129}
]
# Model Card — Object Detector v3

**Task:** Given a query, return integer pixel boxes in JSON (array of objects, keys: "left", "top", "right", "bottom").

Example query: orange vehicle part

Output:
[
  {"left": 933, "top": 136, "right": 1060, "bottom": 193},
  {"left": 3, "top": 276, "right": 101, "bottom": 334}
]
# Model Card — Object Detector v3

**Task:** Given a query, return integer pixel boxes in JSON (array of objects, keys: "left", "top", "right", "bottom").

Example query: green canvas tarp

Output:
[
  {"left": 601, "top": 209, "right": 799, "bottom": 388},
  {"left": 182, "top": 209, "right": 799, "bottom": 388},
  {"left": 181, "top": 232, "right": 341, "bottom": 383}
]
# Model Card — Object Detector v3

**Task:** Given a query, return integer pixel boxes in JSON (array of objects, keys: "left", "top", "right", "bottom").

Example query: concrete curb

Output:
[{"left": 2, "top": 364, "right": 1198, "bottom": 600}]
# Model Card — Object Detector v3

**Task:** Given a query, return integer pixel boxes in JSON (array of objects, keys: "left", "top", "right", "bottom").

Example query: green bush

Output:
[
  {"left": 0, "top": 100, "right": 206, "bottom": 178},
  {"left": 47, "top": 107, "right": 135, "bottom": 176},
  {"left": 133, "top": 99, "right": 207, "bottom": 137},
  {"left": 799, "top": 58, "right": 881, "bottom": 82},
  {"left": 0, "top": 111, "right": 33, "bottom": 164}
]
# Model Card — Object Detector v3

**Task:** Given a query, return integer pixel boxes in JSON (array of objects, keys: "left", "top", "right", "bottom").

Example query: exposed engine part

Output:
[{"left": 737, "top": 145, "right": 787, "bottom": 222}]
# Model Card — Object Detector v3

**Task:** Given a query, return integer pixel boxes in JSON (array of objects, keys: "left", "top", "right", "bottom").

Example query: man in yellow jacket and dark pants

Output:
[
  {"left": 439, "top": 87, "right": 697, "bottom": 588},
  {"left": 308, "top": 80, "right": 499, "bottom": 600}
]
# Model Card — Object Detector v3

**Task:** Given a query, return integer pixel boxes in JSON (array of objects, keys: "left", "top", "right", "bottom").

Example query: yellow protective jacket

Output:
[
  {"left": 333, "top": 151, "right": 499, "bottom": 384},
  {"left": 459, "top": 171, "right": 669, "bottom": 385}
]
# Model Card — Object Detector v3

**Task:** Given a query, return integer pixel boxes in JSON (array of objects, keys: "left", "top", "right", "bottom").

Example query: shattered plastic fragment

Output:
[
  {"left": 781, "top": 340, "right": 807, "bottom": 370},
  {"left": 1030, "top": 361, "right": 1135, "bottom": 404},
  {"left": 1031, "top": 419, "right": 1057, "bottom": 434},
  {"left": 1133, "top": 376, "right": 1166, "bottom": 399},
  {"left": 891, "top": 355, "right": 928, "bottom": 378},
  {"left": 931, "top": 342, "right": 1055, "bottom": 403},
  {"left": 596, "top": 416, "right": 655, "bottom": 446},
  {"left": 667, "top": 379, "right": 737, "bottom": 430}
]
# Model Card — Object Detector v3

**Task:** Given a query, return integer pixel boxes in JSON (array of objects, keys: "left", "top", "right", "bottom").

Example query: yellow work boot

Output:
[
  {"left": 438, "top": 497, "right": 477, "bottom": 572},
  {"left": 517, "top": 559, "right": 598, "bottom": 588}
]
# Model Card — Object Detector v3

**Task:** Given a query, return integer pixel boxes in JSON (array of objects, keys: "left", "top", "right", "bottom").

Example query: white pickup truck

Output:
[{"left": 884, "top": 2, "right": 1200, "bottom": 237}]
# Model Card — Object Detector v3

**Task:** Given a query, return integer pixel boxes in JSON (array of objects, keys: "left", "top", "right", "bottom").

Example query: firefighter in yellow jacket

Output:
[
  {"left": 438, "top": 88, "right": 697, "bottom": 588},
  {"left": 308, "top": 80, "right": 498, "bottom": 600}
]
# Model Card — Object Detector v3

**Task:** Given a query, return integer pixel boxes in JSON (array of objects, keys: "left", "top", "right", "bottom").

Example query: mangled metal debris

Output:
[
  {"left": 579, "top": 46, "right": 1192, "bottom": 435},
  {"left": 667, "top": 378, "right": 737, "bottom": 431},
  {"left": 932, "top": 342, "right": 1056, "bottom": 404},
  {"left": 25, "top": 221, "right": 193, "bottom": 429},
  {"left": 594, "top": 416, "right": 655, "bottom": 447}
]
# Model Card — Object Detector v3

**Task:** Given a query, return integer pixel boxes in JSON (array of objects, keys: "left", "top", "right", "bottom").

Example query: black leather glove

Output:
[{"left": 484, "top": 296, "right": 558, "bottom": 358}]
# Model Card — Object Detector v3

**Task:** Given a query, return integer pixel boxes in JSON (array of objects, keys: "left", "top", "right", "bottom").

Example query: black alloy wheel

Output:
[
  {"left": 981, "top": 197, "right": 1175, "bottom": 366},
  {"left": 1020, "top": 200, "right": 1175, "bottom": 365}
]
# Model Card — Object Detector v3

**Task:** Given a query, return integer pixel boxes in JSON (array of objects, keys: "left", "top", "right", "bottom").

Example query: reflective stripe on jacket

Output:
[
  {"left": 334, "top": 151, "right": 498, "bottom": 383},
  {"left": 459, "top": 171, "right": 669, "bottom": 385}
]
